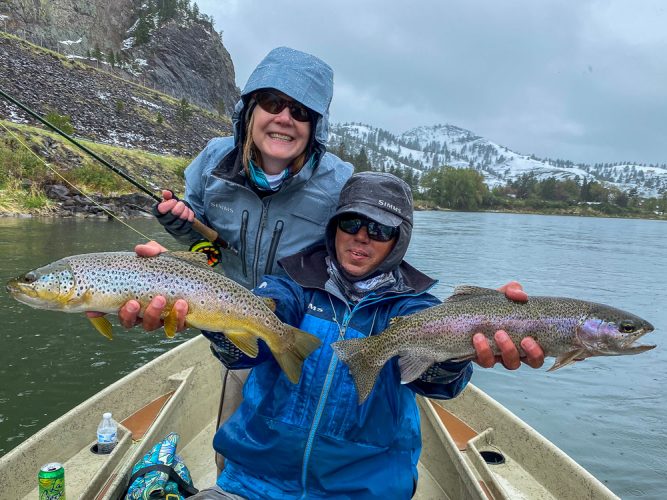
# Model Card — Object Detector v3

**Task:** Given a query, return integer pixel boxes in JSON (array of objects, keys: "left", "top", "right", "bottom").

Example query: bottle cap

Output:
[{"left": 103, "top": 412, "right": 112, "bottom": 419}]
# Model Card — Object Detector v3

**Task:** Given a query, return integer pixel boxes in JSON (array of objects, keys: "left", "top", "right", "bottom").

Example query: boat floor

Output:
[{"left": 180, "top": 416, "right": 453, "bottom": 500}]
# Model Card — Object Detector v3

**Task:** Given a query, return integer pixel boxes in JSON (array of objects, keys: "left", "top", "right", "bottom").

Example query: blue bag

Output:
[{"left": 125, "top": 432, "right": 198, "bottom": 499}]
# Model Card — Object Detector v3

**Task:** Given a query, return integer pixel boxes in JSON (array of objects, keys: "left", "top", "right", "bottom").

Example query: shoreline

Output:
[{"left": 3, "top": 205, "right": 664, "bottom": 222}]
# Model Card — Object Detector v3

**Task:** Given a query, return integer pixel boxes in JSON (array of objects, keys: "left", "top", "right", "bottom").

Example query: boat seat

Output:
[
  {"left": 120, "top": 391, "right": 175, "bottom": 441},
  {"left": 215, "top": 367, "right": 250, "bottom": 474},
  {"left": 430, "top": 400, "right": 478, "bottom": 451}
]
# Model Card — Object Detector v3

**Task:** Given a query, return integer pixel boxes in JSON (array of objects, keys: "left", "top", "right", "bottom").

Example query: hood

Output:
[
  {"left": 232, "top": 46, "right": 334, "bottom": 149},
  {"left": 324, "top": 172, "right": 414, "bottom": 281}
]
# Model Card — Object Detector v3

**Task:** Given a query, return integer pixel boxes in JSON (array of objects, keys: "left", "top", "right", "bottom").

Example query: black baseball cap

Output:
[{"left": 333, "top": 172, "right": 413, "bottom": 227}]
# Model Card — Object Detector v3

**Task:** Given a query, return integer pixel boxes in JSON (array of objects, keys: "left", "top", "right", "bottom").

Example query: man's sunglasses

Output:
[
  {"left": 338, "top": 216, "right": 398, "bottom": 242},
  {"left": 254, "top": 91, "right": 311, "bottom": 122}
]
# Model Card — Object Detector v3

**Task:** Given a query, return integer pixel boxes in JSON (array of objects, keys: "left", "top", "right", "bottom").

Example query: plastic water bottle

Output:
[{"left": 96, "top": 412, "right": 118, "bottom": 454}]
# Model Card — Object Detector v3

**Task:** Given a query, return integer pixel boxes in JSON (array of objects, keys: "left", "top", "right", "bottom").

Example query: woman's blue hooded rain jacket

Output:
[{"left": 166, "top": 47, "right": 353, "bottom": 289}]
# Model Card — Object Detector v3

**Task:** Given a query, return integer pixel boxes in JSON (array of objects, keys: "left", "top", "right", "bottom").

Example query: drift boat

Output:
[{"left": 0, "top": 335, "right": 618, "bottom": 499}]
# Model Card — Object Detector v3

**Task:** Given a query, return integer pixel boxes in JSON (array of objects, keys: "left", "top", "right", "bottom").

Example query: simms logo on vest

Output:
[
  {"left": 378, "top": 199, "right": 401, "bottom": 213},
  {"left": 210, "top": 202, "right": 234, "bottom": 214}
]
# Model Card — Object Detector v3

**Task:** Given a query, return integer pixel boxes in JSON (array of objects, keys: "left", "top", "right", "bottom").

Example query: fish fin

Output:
[
  {"left": 165, "top": 251, "right": 212, "bottom": 269},
  {"left": 88, "top": 316, "right": 113, "bottom": 340},
  {"left": 263, "top": 298, "right": 277, "bottom": 312},
  {"left": 398, "top": 355, "right": 436, "bottom": 384},
  {"left": 389, "top": 316, "right": 406, "bottom": 326},
  {"left": 163, "top": 306, "right": 179, "bottom": 338},
  {"left": 223, "top": 329, "right": 260, "bottom": 358},
  {"left": 272, "top": 327, "right": 322, "bottom": 384},
  {"left": 331, "top": 336, "right": 386, "bottom": 404},
  {"left": 549, "top": 349, "right": 588, "bottom": 371},
  {"left": 446, "top": 285, "right": 503, "bottom": 302}
]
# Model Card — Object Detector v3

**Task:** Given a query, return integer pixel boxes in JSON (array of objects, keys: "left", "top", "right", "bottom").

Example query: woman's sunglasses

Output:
[
  {"left": 338, "top": 216, "right": 398, "bottom": 242},
  {"left": 254, "top": 91, "right": 311, "bottom": 122}
]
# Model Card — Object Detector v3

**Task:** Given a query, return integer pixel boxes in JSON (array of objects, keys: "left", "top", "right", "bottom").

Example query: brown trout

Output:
[
  {"left": 331, "top": 286, "right": 655, "bottom": 403},
  {"left": 7, "top": 251, "right": 321, "bottom": 383}
]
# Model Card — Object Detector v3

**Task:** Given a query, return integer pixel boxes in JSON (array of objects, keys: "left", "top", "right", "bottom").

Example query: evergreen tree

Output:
[
  {"left": 158, "top": 0, "right": 178, "bottom": 24},
  {"left": 107, "top": 50, "right": 116, "bottom": 69},
  {"left": 92, "top": 45, "right": 102, "bottom": 61},
  {"left": 176, "top": 98, "right": 194, "bottom": 124},
  {"left": 134, "top": 15, "right": 153, "bottom": 45},
  {"left": 216, "top": 98, "right": 226, "bottom": 117},
  {"left": 354, "top": 147, "right": 372, "bottom": 173},
  {"left": 580, "top": 177, "right": 590, "bottom": 201}
]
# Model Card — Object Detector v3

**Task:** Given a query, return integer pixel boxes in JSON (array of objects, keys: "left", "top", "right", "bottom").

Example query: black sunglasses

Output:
[
  {"left": 254, "top": 91, "right": 311, "bottom": 122},
  {"left": 338, "top": 216, "right": 398, "bottom": 242}
]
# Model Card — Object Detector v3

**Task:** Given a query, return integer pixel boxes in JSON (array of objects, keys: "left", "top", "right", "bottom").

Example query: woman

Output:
[{"left": 155, "top": 46, "right": 353, "bottom": 290}]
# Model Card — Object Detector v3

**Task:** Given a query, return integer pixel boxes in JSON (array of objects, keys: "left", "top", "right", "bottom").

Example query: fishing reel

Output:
[{"left": 189, "top": 240, "right": 222, "bottom": 267}]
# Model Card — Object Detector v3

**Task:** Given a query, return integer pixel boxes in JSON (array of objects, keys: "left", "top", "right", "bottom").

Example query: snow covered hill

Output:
[{"left": 329, "top": 123, "right": 667, "bottom": 197}]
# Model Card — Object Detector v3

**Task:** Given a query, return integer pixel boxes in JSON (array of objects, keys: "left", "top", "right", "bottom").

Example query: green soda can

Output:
[{"left": 38, "top": 462, "right": 65, "bottom": 499}]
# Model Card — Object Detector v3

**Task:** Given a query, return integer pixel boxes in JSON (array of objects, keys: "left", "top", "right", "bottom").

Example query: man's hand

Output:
[
  {"left": 135, "top": 240, "right": 169, "bottom": 257},
  {"left": 497, "top": 280, "right": 528, "bottom": 302},
  {"left": 472, "top": 281, "right": 545, "bottom": 369},
  {"left": 85, "top": 241, "right": 189, "bottom": 333},
  {"left": 473, "top": 331, "right": 544, "bottom": 369}
]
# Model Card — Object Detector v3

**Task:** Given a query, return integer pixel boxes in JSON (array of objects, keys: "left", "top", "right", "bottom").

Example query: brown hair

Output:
[{"left": 241, "top": 108, "right": 310, "bottom": 177}]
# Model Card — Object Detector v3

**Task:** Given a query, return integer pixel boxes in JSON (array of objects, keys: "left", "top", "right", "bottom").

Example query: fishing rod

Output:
[{"left": 0, "top": 87, "right": 231, "bottom": 264}]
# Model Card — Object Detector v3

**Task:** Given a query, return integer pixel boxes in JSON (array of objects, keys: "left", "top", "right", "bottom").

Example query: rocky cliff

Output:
[
  {"left": 0, "top": 33, "right": 232, "bottom": 156},
  {"left": 0, "top": 0, "right": 239, "bottom": 115}
]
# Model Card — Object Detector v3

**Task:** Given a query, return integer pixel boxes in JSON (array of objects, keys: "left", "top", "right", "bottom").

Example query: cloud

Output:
[{"left": 199, "top": 0, "right": 666, "bottom": 165}]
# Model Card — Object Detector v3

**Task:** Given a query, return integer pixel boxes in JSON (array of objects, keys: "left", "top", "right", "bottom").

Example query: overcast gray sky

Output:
[{"left": 198, "top": 0, "right": 666, "bottom": 165}]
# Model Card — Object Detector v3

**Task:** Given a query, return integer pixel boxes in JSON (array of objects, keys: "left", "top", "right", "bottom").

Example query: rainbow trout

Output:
[
  {"left": 7, "top": 251, "right": 321, "bottom": 384},
  {"left": 332, "top": 286, "right": 655, "bottom": 403}
]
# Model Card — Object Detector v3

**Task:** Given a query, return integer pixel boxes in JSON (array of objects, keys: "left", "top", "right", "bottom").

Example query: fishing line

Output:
[
  {"left": 0, "top": 86, "right": 231, "bottom": 262},
  {"left": 0, "top": 120, "right": 159, "bottom": 243}
]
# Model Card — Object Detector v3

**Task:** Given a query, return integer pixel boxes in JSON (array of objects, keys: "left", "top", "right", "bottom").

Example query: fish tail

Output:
[
  {"left": 273, "top": 327, "right": 322, "bottom": 384},
  {"left": 331, "top": 337, "right": 386, "bottom": 404}
]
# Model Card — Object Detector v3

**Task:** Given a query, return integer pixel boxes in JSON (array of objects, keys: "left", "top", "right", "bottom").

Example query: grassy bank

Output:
[{"left": 0, "top": 119, "right": 190, "bottom": 215}]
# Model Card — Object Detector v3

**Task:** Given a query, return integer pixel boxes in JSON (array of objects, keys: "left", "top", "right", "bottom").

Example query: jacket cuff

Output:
[{"left": 202, "top": 331, "right": 258, "bottom": 369}]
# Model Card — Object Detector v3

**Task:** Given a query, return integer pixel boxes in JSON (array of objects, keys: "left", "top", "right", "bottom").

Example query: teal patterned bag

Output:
[{"left": 125, "top": 432, "right": 198, "bottom": 499}]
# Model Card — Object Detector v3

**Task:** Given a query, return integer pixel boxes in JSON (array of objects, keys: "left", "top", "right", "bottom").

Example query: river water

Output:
[{"left": 0, "top": 213, "right": 664, "bottom": 498}]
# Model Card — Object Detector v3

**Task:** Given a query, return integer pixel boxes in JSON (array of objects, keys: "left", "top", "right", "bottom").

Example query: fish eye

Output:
[
  {"left": 619, "top": 320, "right": 637, "bottom": 333},
  {"left": 23, "top": 272, "right": 37, "bottom": 283}
]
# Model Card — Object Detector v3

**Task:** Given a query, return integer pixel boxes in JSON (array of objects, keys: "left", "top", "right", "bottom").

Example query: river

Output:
[{"left": 0, "top": 213, "right": 664, "bottom": 498}]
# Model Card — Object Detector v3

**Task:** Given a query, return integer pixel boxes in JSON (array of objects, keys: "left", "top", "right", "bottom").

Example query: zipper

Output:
[
  {"left": 297, "top": 287, "right": 435, "bottom": 497},
  {"left": 251, "top": 200, "right": 271, "bottom": 286},
  {"left": 239, "top": 210, "right": 249, "bottom": 278},
  {"left": 300, "top": 301, "right": 353, "bottom": 498},
  {"left": 264, "top": 219, "right": 284, "bottom": 276}
]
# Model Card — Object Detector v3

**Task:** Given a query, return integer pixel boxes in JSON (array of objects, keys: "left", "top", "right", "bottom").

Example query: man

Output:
[{"left": 118, "top": 172, "right": 543, "bottom": 499}]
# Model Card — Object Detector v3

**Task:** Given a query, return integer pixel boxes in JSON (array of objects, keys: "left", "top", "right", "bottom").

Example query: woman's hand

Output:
[
  {"left": 156, "top": 190, "right": 195, "bottom": 222},
  {"left": 153, "top": 190, "right": 196, "bottom": 237}
]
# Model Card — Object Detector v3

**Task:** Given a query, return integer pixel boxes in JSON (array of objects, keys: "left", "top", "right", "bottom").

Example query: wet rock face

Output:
[
  {"left": 0, "top": 0, "right": 239, "bottom": 116},
  {"left": 140, "top": 21, "right": 238, "bottom": 116},
  {"left": 3, "top": 0, "right": 135, "bottom": 49}
]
